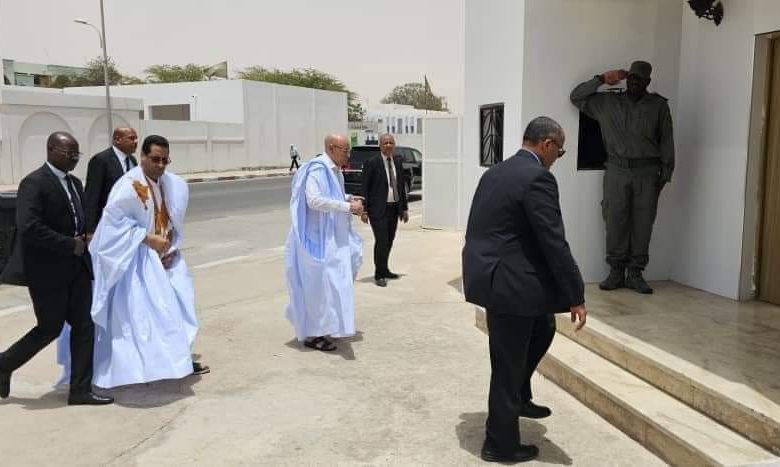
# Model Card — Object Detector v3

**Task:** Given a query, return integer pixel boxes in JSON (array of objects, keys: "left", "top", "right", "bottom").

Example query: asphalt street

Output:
[
  {"left": 183, "top": 177, "right": 293, "bottom": 268},
  {"left": 183, "top": 176, "right": 420, "bottom": 268}
]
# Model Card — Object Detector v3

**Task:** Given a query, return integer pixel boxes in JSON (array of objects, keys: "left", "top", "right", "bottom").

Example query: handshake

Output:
[
  {"left": 349, "top": 196, "right": 371, "bottom": 224},
  {"left": 349, "top": 196, "right": 365, "bottom": 216},
  {"left": 601, "top": 69, "right": 628, "bottom": 86}
]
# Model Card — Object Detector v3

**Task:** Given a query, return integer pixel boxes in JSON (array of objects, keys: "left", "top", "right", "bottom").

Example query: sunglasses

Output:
[{"left": 146, "top": 156, "right": 172, "bottom": 165}]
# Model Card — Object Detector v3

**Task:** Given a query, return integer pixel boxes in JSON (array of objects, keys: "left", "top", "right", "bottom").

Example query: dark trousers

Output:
[
  {"left": 370, "top": 203, "right": 399, "bottom": 279},
  {"left": 485, "top": 311, "right": 556, "bottom": 452},
  {"left": 602, "top": 165, "right": 661, "bottom": 271},
  {"left": 0, "top": 264, "right": 94, "bottom": 394},
  {"left": 289, "top": 158, "right": 300, "bottom": 171}
]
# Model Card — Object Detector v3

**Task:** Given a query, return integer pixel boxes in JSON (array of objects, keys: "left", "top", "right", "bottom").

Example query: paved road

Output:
[
  {"left": 183, "top": 177, "right": 293, "bottom": 267},
  {"left": 184, "top": 177, "right": 420, "bottom": 268},
  {"left": 187, "top": 177, "right": 292, "bottom": 223}
]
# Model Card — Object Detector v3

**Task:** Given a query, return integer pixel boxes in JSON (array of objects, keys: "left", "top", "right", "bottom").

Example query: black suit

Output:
[
  {"left": 0, "top": 164, "right": 95, "bottom": 395},
  {"left": 84, "top": 147, "right": 137, "bottom": 233},
  {"left": 462, "top": 150, "right": 584, "bottom": 453},
  {"left": 361, "top": 154, "right": 409, "bottom": 279}
]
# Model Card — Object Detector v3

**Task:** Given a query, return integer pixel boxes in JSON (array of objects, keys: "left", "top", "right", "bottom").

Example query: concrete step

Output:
[
  {"left": 541, "top": 334, "right": 777, "bottom": 467},
  {"left": 474, "top": 309, "right": 779, "bottom": 466},
  {"left": 554, "top": 313, "right": 780, "bottom": 455}
]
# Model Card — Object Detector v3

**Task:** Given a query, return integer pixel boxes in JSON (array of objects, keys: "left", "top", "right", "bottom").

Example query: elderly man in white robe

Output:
[
  {"left": 285, "top": 134, "right": 364, "bottom": 352},
  {"left": 60, "top": 135, "right": 208, "bottom": 388}
]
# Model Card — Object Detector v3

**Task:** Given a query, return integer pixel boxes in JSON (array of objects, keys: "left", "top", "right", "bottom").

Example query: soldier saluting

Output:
[{"left": 571, "top": 61, "right": 675, "bottom": 294}]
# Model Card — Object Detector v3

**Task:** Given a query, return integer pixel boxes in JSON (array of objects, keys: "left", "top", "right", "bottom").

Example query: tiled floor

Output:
[{"left": 584, "top": 281, "right": 780, "bottom": 427}]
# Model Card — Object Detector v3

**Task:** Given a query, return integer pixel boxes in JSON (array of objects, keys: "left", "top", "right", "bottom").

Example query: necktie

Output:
[
  {"left": 386, "top": 157, "right": 399, "bottom": 202},
  {"left": 65, "top": 175, "right": 85, "bottom": 234},
  {"left": 125, "top": 157, "right": 131, "bottom": 173}
]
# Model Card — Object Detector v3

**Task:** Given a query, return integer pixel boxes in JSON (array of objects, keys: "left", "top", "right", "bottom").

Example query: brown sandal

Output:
[{"left": 304, "top": 336, "right": 337, "bottom": 352}]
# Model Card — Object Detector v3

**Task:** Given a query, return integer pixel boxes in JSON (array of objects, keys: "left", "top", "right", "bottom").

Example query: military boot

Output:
[
  {"left": 599, "top": 268, "right": 625, "bottom": 291},
  {"left": 626, "top": 270, "right": 653, "bottom": 294}
]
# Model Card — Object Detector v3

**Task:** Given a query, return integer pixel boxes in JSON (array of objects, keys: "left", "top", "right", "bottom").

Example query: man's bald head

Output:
[
  {"left": 47, "top": 131, "right": 76, "bottom": 150},
  {"left": 46, "top": 131, "right": 81, "bottom": 172},
  {"left": 324, "top": 134, "right": 350, "bottom": 167},
  {"left": 112, "top": 127, "right": 139, "bottom": 155}
]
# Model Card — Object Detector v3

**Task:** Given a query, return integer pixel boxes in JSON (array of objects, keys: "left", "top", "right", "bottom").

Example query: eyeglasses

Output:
[
  {"left": 51, "top": 147, "right": 83, "bottom": 159},
  {"left": 146, "top": 156, "right": 172, "bottom": 165},
  {"left": 548, "top": 139, "right": 566, "bottom": 158}
]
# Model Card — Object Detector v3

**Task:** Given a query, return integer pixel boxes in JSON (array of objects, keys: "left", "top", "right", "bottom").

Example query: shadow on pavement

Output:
[
  {"left": 456, "top": 412, "right": 573, "bottom": 465},
  {"left": 106, "top": 376, "right": 201, "bottom": 409},
  {"left": 284, "top": 331, "right": 364, "bottom": 361}
]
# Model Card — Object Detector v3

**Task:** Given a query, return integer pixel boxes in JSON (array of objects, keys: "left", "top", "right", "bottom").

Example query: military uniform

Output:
[{"left": 570, "top": 73, "right": 674, "bottom": 286}]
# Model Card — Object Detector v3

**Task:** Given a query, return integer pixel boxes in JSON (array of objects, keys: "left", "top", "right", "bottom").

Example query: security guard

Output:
[{"left": 571, "top": 61, "right": 674, "bottom": 294}]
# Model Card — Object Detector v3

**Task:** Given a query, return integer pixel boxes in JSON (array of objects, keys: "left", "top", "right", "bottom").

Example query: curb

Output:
[{"left": 185, "top": 172, "right": 292, "bottom": 184}]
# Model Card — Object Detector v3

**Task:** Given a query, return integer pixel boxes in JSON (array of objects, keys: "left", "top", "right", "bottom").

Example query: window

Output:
[
  {"left": 149, "top": 104, "right": 191, "bottom": 121},
  {"left": 417, "top": 118, "right": 423, "bottom": 134},
  {"left": 576, "top": 112, "right": 607, "bottom": 170},
  {"left": 397, "top": 118, "right": 403, "bottom": 134},
  {"left": 480, "top": 103, "right": 504, "bottom": 167},
  {"left": 413, "top": 149, "right": 423, "bottom": 162}
]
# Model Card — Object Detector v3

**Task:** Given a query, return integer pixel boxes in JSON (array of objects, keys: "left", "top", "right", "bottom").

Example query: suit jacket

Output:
[
  {"left": 361, "top": 154, "right": 409, "bottom": 220},
  {"left": 0, "top": 164, "right": 92, "bottom": 287},
  {"left": 462, "top": 150, "right": 584, "bottom": 316},
  {"left": 84, "top": 147, "right": 138, "bottom": 233}
]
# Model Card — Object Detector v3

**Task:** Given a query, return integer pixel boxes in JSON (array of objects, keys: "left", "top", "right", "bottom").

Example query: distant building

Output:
[
  {"left": 350, "top": 103, "right": 449, "bottom": 149},
  {"left": 2, "top": 59, "right": 85, "bottom": 87}
]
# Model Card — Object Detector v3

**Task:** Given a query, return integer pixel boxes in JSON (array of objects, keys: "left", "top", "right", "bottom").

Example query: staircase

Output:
[{"left": 475, "top": 302, "right": 780, "bottom": 467}]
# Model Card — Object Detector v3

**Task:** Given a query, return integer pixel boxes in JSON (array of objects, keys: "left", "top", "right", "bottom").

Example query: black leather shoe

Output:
[
  {"left": 375, "top": 277, "right": 387, "bottom": 287},
  {"left": 626, "top": 271, "right": 653, "bottom": 294},
  {"left": 481, "top": 443, "right": 539, "bottom": 463},
  {"left": 0, "top": 369, "right": 10, "bottom": 399},
  {"left": 599, "top": 268, "right": 625, "bottom": 291},
  {"left": 519, "top": 400, "right": 551, "bottom": 419},
  {"left": 68, "top": 392, "right": 114, "bottom": 406},
  {"left": 384, "top": 272, "right": 400, "bottom": 280}
]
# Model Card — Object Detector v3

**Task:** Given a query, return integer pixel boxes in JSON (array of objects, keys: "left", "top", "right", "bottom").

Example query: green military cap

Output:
[{"left": 628, "top": 61, "right": 652, "bottom": 79}]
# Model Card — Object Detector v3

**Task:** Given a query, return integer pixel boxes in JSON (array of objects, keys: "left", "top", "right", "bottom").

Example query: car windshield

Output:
[{"left": 348, "top": 147, "right": 381, "bottom": 168}]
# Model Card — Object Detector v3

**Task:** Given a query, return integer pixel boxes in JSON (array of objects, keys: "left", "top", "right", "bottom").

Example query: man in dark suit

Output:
[
  {"left": 84, "top": 127, "right": 138, "bottom": 234},
  {"left": 0, "top": 132, "right": 113, "bottom": 406},
  {"left": 462, "top": 117, "right": 587, "bottom": 463},
  {"left": 360, "top": 133, "right": 409, "bottom": 287}
]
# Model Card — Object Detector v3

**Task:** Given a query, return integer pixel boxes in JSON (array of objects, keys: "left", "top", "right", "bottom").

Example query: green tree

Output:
[
  {"left": 74, "top": 56, "right": 125, "bottom": 86},
  {"left": 381, "top": 80, "right": 448, "bottom": 111},
  {"left": 144, "top": 64, "right": 216, "bottom": 83},
  {"left": 48, "top": 57, "right": 142, "bottom": 88},
  {"left": 238, "top": 66, "right": 365, "bottom": 121}
]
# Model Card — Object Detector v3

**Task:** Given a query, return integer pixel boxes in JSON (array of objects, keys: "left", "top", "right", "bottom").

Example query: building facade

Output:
[{"left": 461, "top": 0, "right": 780, "bottom": 302}]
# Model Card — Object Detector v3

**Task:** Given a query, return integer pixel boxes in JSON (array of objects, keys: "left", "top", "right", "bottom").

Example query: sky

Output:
[{"left": 0, "top": 0, "right": 465, "bottom": 112}]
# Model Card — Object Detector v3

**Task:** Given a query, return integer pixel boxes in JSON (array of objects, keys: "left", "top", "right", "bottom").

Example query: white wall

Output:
[
  {"left": 422, "top": 116, "right": 461, "bottom": 230},
  {"left": 461, "top": 0, "right": 526, "bottom": 232},
  {"left": 461, "top": 0, "right": 683, "bottom": 284},
  {"left": 242, "top": 81, "right": 347, "bottom": 167},
  {"left": 66, "top": 81, "right": 246, "bottom": 124},
  {"left": 672, "top": 0, "right": 780, "bottom": 299},
  {"left": 140, "top": 120, "right": 246, "bottom": 174},
  {"left": 0, "top": 86, "right": 142, "bottom": 184},
  {"left": 519, "top": 0, "right": 682, "bottom": 283},
  {"left": 69, "top": 80, "right": 347, "bottom": 168}
]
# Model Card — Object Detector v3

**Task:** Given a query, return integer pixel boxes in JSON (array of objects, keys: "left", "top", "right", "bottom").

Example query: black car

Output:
[{"left": 343, "top": 145, "right": 422, "bottom": 196}]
